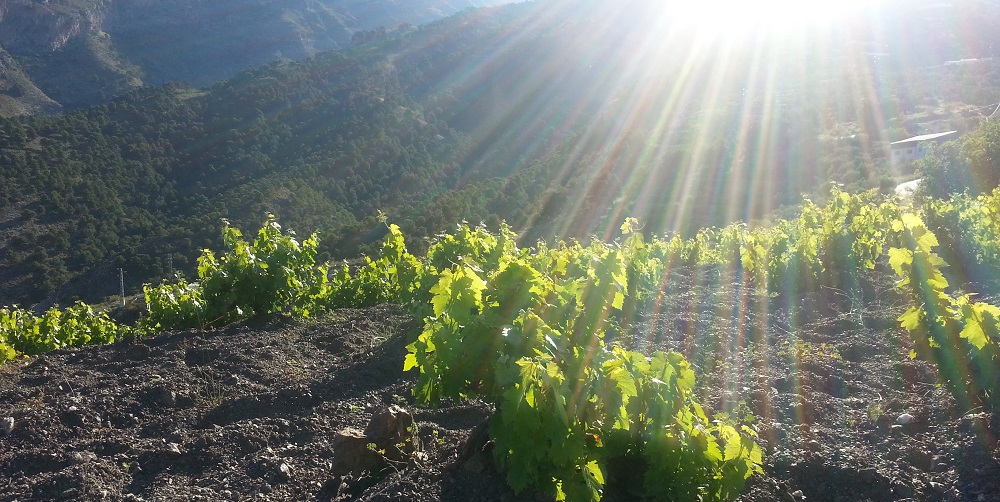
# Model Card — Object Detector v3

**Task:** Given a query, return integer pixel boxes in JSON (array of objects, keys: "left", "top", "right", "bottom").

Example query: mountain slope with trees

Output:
[
  {"left": 0, "top": 0, "right": 513, "bottom": 115},
  {"left": 3, "top": 0, "right": 1000, "bottom": 308}
]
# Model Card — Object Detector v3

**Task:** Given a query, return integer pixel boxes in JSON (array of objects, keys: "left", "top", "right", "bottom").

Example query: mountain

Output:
[
  {"left": 0, "top": 46, "right": 61, "bottom": 116},
  {"left": 0, "top": 0, "right": 513, "bottom": 115},
  {"left": 3, "top": 0, "right": 1000, "bottom": 307}
]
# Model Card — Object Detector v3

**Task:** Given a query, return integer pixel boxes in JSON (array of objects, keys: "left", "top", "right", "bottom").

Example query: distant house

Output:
[
  {"left": 944, "top": 57, "right": 993, "bottom": 67},
  {"left": 890, "top": 131, "right": 959, "bottom": 170}
]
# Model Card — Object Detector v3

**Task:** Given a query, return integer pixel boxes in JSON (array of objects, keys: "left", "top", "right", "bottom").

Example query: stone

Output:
[
  {"left": 364, "top": 405, "right": 417, "bottom": 461},
  {"left": 278, "top": 462, "right": 292, "bottom": 481},
  {"left": 327, "top": 407, "right": 423, "bottom": 478},
  {"left": 329, "top": 428, "right": 383, "bottom": 477},
  {"left": 70, "top": 451, "right": 97, "bottom": 464},
  {"left": 148, "top": 386, "right": 176, "bottom": 408},
  {"left": 904, "top": 449, "right": 932, "bottom": 469},
  {"left": 463, "top": 453, "right": 486, "bottom": 473}
]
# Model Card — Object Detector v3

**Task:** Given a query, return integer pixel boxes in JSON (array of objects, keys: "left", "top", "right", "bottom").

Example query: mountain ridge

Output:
[{"left": 0, "top": 0, "right": 513, "bottom": 115}]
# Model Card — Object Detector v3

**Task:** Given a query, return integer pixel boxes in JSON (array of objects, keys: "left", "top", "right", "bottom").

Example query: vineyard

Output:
[{"left": 2, "top": 188, "right": 1000, "bottom": 501}]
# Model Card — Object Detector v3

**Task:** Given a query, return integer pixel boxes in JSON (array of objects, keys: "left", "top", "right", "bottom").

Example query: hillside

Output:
[
  {"left": 0, "top": 47, "right": 61, "bottom": 116},
  {"left": 3, "top": 1, "right": 1000, "bottom": 501},
  {"left": 0, "top": 0, "right": 999, "bottom": 308},
  {"left": 2, "top": 179, "right": 1000, "bottom": 501},
  {"left": 0, "top": 0, "right": 513, "bottom": 115}
]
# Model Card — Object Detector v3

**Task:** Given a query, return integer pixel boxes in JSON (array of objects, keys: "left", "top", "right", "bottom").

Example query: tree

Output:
[
  {"left": 963, "top": 119, "right": 1000, "bottom": 193},
  {"left": 916, "top": 120, "right": 1000, "bottom": 198},
  {"left": 915, "top": 140, "right": 971, "bottom": 199}
]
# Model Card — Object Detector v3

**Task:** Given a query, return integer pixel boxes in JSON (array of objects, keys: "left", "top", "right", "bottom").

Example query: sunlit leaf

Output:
[
  {"left": 887, "top": 248, "right": 911, "bottom": 277},
  {"left": 898, "top": 307, "right": 922, "bottom": 332}
]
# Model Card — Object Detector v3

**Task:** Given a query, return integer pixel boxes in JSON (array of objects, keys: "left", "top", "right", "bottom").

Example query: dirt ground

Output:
[{"left": 1, "top": 270, "right": 999, "bottom": 501}]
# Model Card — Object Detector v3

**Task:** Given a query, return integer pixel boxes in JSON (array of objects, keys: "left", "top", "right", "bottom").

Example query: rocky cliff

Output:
[{"left": 0, "top": 0, "right": 510, "bottom": 115}]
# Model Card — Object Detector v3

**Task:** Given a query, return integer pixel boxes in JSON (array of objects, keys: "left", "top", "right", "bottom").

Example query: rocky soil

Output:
[{"left": 1, "top": 271, "right": 999, "bottom": 501}]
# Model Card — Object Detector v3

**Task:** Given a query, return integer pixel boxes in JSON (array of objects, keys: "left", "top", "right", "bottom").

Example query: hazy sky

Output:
[{"left": 665, "top": 0, "right": 876, "bottom": 35}]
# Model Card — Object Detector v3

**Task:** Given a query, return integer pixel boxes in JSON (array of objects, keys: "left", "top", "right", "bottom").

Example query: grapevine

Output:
[
  {"left": 6, "top": 187, "right": 1000, "bottom": 499},
  {"left": 0, "top": 303, "right": 123, "bottom": 362}
]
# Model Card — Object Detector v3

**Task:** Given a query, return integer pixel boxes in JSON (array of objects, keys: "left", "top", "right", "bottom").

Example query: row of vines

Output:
[{"left": 3, "top": 187, "right": 1000, "bottom": 500}]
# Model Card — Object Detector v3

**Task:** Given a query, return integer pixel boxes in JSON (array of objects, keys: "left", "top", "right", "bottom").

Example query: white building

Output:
[{"left": 890, "top": 131, "right": 959, "bottom": 169}]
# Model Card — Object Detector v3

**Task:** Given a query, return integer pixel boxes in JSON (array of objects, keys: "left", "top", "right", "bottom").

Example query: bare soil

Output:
[{"left": 1, "top": 270, "right": 998, "bottom": 502}]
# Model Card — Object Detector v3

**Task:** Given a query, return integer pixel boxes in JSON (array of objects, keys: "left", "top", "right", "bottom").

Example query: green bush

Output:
[
  {"left": 144, "top": 214, "right": 328, "bottom": 330},
  {"left": 0, "top": 303, "right": 120, "bottom": 358}
]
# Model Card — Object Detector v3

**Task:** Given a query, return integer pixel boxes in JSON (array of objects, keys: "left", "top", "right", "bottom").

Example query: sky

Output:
[{"left": 653, "top": 0, "right": 879, "bottom": 36}]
